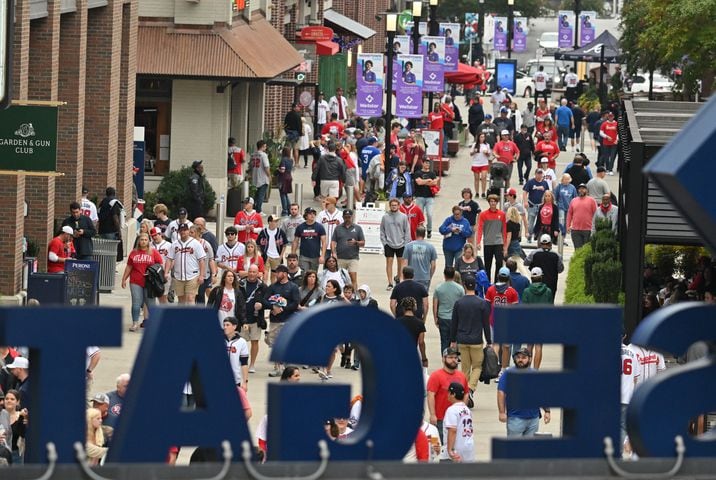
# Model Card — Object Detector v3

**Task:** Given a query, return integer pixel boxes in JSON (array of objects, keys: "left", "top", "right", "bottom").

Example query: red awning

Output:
[
  {"left": 315, "top": 40, "right": 339, "bottom": 56},
  {"left": 444, "top": 63, "right": 489, "bottom": 89}
]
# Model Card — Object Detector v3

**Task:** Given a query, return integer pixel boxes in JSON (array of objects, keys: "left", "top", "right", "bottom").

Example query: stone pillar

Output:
[
  {"left": 24, "top": 176, "right": 56, "bottom": 273},
  {"left": 116, "top": 0, "right": 138, "bottom": 209},
  {"left": 83, "top": 0, "right": 123, "bottom": 196},
  {"left": 56, "top": 0, "right": 88, "bottom": 208},
  {"left": 0, "top": 176, "right": 26, "bottom": 297}
]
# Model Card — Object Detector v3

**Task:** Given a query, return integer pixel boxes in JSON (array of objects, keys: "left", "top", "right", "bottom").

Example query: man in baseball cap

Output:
[
  {"left": 522, "top": 266, "right": 553, "bottom": 305},
  {"left": 427, "top": 346, "right": 469, "bottom": 440},
  {"left": 444, "top": 381, "right": 475, "bottom": 462},
  {"left": 6, "top": 357, "right": 30, "bottom": 407},
  {"left": 485, "top": 267, "right": 519, "bottom": 370},
  {"left": 524, "top": 231, "right": 564, "bottom": 318},
  {"left": 47, "top": 226, "right": 75, "bottom": 273}
]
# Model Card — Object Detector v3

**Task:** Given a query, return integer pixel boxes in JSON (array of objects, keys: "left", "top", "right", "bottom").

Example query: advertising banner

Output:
[
  {"left": 464, "top": 13, "right": 479, "bottom": 42},
  {"left": 558, "top": 10, "right": 575, "bottom": 49},
  {"left": 0, "top": 105, "right": 58, "bottom": 171},
  {"left": 356, "top": 53, "right": 384, "bottom": 117},
  {"left": 580, "top": 11, "right": 597, "bottom": 46},
  {"left": 493, "top": 16, "right": 508, "bottom": 51},
  {"left": 439, "top": 22, "right": 460, "bottom": 72},
  {"left": 392, "top": 35, "right": 410, "bottom": 88},
  {"left": 419, "top": 36, "right": 445, "bottom": 93},
  {"left": 64, "top": 260, "right": 99, "bottom": 306},
  {"left": 395, "top": 54, "right": 424, "bottom": 118},
  {"left": 513, "top": 17, "right": 528, "bottom": 53}
]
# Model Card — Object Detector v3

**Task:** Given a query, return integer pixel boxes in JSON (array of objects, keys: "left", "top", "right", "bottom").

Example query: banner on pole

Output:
[
  {"left": 464, "top": 13, "right": 479, "bottom": 42},
  {"left": 439, "top": 22, "right": 460, "bottom": 72},
  {"left": 395, "top": 54, "right": 423, "bottom": 118},
  {"left": 580, "top": 11, "right": 597, "bottom": 46},
  {"left": 392, "top": 35, "right": 410, "bottom": 88},
  {"left": 493, "top": 16, "right": 507, "bottom": 51},
  {"left": 419, "top": 36, "right": 445, "bottom": 92},
  {"left": 558, "top": 10, "right": 575, "bottom": 49},
  {"left": 513, "top": 17, "right": 528, "bottom": 53},
  {"left": 356, "top": 53, "right": 384, "bottom": 117}
]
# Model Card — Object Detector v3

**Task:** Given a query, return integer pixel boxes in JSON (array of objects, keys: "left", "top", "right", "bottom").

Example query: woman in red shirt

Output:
[
  {"left": 532, "top": 190, "right": 561, "bottom": 243},
  {"left": 121, "top": 232, "right": 164, "bottom": 331},
  {"left": 237, "top": 239, "right": 265, "bottom": 280}
]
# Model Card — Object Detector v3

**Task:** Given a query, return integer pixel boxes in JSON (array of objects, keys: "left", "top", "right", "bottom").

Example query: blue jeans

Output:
[
  {"left": 507, "top": 239, "right": 521, "bottom": 257},
  {"left": 415, "top": 196, "right": 434, "bottom": 232},
  {"left": 507, "top": 416, "right": 539, "bottom": 436},
  {"left": 443, "top": 248, "right": 460, "bottom": 268},
  {"left": 255, "top": 183, "right": 269, "bottom": 213},
  {"left": 527, "top": 204, "right": 539, "bottom": 239},
  {"left": 558, "top": 209, "right": 567, "bottom": 236},
  {"left": 280, "top": 192, "right": 291, "bottom": 216},
  {"left": 557, "top": 125, "right": 570, "bottom": 150},
  {"left": 438, "top": 317, "right": 451, "bottom": 354},
  {"left": 130, "top": 283, "right": 150, "bottom": 323},
  {"left": 600, "top": 145, "right": 617, "bottom": 171}
]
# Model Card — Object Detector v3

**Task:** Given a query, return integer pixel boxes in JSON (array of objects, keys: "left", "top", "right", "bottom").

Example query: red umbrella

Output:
[{"left": 444, "top": 63, "right": 489, "bottom": 89}]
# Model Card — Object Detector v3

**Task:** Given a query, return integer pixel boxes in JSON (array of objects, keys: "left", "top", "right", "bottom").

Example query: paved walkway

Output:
[{"left": 93, "top": 106, "right": 619, "bottom": 461}]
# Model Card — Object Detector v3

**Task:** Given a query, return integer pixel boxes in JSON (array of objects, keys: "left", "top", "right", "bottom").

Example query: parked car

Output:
[
  {"left": 627, "top": 72, "right": 675, "bottom": 94},
  {"left": 538, "top": 32, "right": 559, "bottom": 55}
]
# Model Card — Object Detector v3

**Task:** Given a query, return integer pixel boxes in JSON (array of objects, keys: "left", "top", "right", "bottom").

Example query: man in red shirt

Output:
[
  {"left": 534, "top": 99, "right": 552, "bottom": 135},
  {"left": 47, "top": 226, "right": 76, "bottom": 273},
  {"left": 227, "top": 137, "right": 245, "bottom": 187},
  {"left": 535, "top": 130, "right": 560, "bottom": 170},
  {"left": 233, "top": 197, "right": 263, "bottom": 244},
  {"left": 598, "top": 111, "right": 619, "bottom": 174},
  {"left": 321, "top": 113, "right": 345, "bottom": 139},
  {"left": 484, "top": 267, "right": 519, "bottom": 370},
  {"left": 427, "top": 347, "right": 469, "bottom": 442},
  {"left": 493, "top": 130, "right": 520, "bottom": 188},
  {"left": 400, "top": 193, "right": 426, "bottom": 240}
]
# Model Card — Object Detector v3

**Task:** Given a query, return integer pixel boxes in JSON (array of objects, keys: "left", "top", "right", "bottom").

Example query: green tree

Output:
[
  {"left": 620, "top": 0, "right": 716, "bottom": 97},
  {"left": 559, "top": 0, "right": 604, "bottom": 15},
  {"left": 438, "top": 0, "right": 546, "bottom": 22}
]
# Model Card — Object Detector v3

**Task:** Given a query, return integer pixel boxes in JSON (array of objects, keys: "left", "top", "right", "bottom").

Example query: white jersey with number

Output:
[
  {"left": 168, "top": 237, "right": 206, "bottom": 281},
  {"left": 151, "top": 239, "right": 171, "bottom": 263},
  {"left": 564, "top": 72, "right": 579, "bottom": 88},
  {"left": 226, "top": 334, "right": 249, "bottom": 385},
  {"left": 533, "top": 71, "right": 548, "bottom": 92},
  {"left": 81, "top": 198, "right": 99, "bottom": 223},
  {"left": 215, "top": 242, "right": 246, "bottom": 272},
  {"left": 317, "top": 209, "right": 343, "bottom": 246},
  {"left": 632, "top": 345, "right": 666, "bottom": 383},
  {"left": 621, "top": 343, "right": 642, "bottom": 404},
  {"left": 441, "top": 401, "right": 475, "bottom": 462}
]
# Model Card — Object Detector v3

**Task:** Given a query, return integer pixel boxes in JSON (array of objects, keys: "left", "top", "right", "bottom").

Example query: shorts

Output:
[
  {"left": 265, "top": 322, "right": 285, "bottom": 347},
  {"left": 320, "top": 180, "right": 340, "bottom": 197},
  {"left": 267, "top": 257, "right": 282, "bottom": 271},
  {"left": 285, "top": 130, "right": 300, "bottom": 146},
  {"left": 344, "top": 168, "right": 357, "bottom": 187},
  {"left": 173, "top": 277, "right": 199, "bottom": 296},
  {"left": 569, "top": 125, "right": 582, "bottom": 139},
  {"left": 384, "top": 244, "right": 405, "bottom": 258},
  {"left": 241, "top": 322, "right": 263, "bottom": 342},
  {"left": 337, "top": 258, "right": 360, "bottom": 273},
  {"left": 471, "top": 165, "right": 489, "bottom": 173}
]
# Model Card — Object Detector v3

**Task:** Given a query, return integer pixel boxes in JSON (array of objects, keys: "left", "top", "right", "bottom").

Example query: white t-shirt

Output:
[
  {"left": 81, "top": 198, "right": 99, "bottom": 223},
  {"left": 565, "top": 72, "right": 579, "bottom": 88},
  {"left": 265, "top": 228, "right": 280, "bottom": 258},
  {"left": 621, "top": 343, "right": 642, "bottom": 404},
  {"left": 471, "top": 143, "right": 491, "bottom": 168},
  {"left": 542, "top": 167, "right": 557, "bottom": 190},
  {"left": 441, "top": 401, "right": 475, "bottom": 462},
  {"left": 310, "top": 99, "right": 329, "bottom": 124},
  {"left": 218, "top": 288, "right": 236, "bottom": 326},
  {"left": 632, "top": 345, "right": 666, "bottom": 383},
  {"left": 533, "top": 71, "right": 548, "bottom": 91},
  {"left": 422, "top": 421, "right": 441, "bottom": 463}
]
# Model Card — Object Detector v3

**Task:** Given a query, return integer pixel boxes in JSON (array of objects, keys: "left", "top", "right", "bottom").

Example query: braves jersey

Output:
[
  {"left": 197, "top": 238, "right": 215, "bottom": 280},
  {"left": 441, "top": 402, "right": 475, "bottom": 462},
  {"left": 226, "top": 334, "right": 249, "bottom": 385},
  {"left": 400, "top": 203, "right": 425, "bottom": 240},
  {"left": 166, "top": 219, "right": 193, "bottom": 243},
  {"left": 80, "top": 198, "right": 98, "bottom": 223},
  {"left": 621, "top": 343, "right": 642, "bottom": 404},
  {"left": 151, "top": 239, "right": 171, "bottom": 262},
  {"left": 485, "top": 286, "right": 519, "bottom": 326},
  {"left": 234, "top": 210, "right": 263, "bottom": 244},
  {"left": 86, "top": 346, "right": 100, "bottom": 370},
  {"left": 215, "top": 242, "right": 246, "bottom": 272},
  {"left": 317, "top": 209, "right": 343, "bottom": 246},
  {"left": 167, "top": 237, "right": 206, "bottom": 281},
  {"left": 632, "top": 345, "right": 666, "bottom": 384}
]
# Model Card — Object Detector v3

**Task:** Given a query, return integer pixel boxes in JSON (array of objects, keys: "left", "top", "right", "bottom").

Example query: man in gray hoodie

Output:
[
  {"left": 312, "top": 141, "right": 346, "bottom": 198},
  {"left": 380, "top": 198, "right": 412, "bottom": 290}
]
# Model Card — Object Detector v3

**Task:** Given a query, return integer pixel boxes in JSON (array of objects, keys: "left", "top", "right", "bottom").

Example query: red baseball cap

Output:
[
  {"left": 507, "top": 188, "right": 517, "bottom": 197},
  {"left": 150, "top": 227, "right": 161, "bottom": 236}
]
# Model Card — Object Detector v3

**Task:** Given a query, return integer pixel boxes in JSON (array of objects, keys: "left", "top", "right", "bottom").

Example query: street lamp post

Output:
[
  {"left": 411, "top": 1, "right": 422, "bottom": 55},
  {"left": 476, "top": 0, "right": 485, "bottom": 64},
  {"left": 573, "top": 0, "right": 581, "bottom": 70},
  {"left": 428, "top": 0, "right": 439, "bottom": 113},
  {"left": 507, "top": 0, "right": 514, "bottom": 59},
  {"left": 385, "top": 13, "right": 398, "bottom": 149}
]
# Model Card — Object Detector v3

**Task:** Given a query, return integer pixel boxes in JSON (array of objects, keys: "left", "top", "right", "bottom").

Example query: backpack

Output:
[
  {"left": 475, "top": 269, "right": 491, "bottom": 299},
  {"left": 227, "top": 151, "right": 237, "bottom": 171},
  {"left": 145, "top": 263, "right": 166, "bottom": 298},
  {"left": 480, "top": 346, "right": 500, "bottom": 383}
]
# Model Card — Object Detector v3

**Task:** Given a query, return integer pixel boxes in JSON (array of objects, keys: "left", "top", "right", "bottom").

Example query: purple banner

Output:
[
  {"left": 356, "top": 53, "right": 384, "bottom": 117},
  {"left": 392, "top": 35, "right": 410, "bottom": 88},
  {"left": 513, "top": 17, "right": 528, "bottom": 53},
  {"left": 439, "top": 22, "right": 460, "bottom": 72},
  {"left": 395, "top": 54, "right": 424, "bottom": 119},
  {"left": 558, "top": 11, "right": 575, "bottom": 49},
  {"left": 493, "top": 16, "right": 507, "bottom": 51},
  {"left": 580, "top": 11, "right": 597, "bottom": 46},
  {"left": 419, "top": 36, "right": 445, "bottom": 93}
]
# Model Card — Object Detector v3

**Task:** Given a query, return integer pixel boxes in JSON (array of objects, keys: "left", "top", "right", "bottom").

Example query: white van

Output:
[{"left": 524, "top": 58, "right": 567, "bottom": 89}]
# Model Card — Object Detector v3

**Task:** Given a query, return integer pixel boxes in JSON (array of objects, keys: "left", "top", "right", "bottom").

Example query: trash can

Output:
[
  {"left": 91, "top": 238, "right": 120, "bottom": 293},
  {"left": 28, "top": 272, "right": 67, "bottom": 305}
]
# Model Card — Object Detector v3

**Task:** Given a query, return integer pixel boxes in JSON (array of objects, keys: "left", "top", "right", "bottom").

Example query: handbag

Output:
[{"left": 429, "top": 184, "right": 440, "bottom": 196}]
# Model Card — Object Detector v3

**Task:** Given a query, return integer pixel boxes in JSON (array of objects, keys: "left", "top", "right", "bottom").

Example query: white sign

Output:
[{"left": 355, "top": 203, "right": 387, "bottom": 254}]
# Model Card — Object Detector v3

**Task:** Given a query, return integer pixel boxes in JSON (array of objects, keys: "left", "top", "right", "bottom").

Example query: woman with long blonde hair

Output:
[
  {"left": 532, "top": 190, "right": 560, "bottom": 243},
  {"left": 238, "top": 239, "right": 265, "bottom": 279},
  {"left": 504, "top": 206, "right": 523, "bottom": 259},
  {"left": 121, "top": 232, "right": 164, "bottom": 331},
  {"left": 86, "top": 408, "right": 107, "bottom": 465}
]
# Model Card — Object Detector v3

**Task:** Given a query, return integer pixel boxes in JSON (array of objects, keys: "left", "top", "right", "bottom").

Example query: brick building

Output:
[{"left": 0, "top": 0, "right": 137, "bottom": 300}]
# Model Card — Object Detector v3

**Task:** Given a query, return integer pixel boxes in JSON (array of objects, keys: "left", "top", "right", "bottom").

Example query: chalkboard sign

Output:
[{"left": 64, "top": 260, "right": 99, "bottom": 306}]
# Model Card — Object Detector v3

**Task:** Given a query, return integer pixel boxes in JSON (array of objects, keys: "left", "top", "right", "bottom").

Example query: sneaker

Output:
[
  {"left": 351, "top": 364, "right": 360, "bottom": 371},
  {"left": 519, "top": 180, "right": 524, "bottom": 185},
  {"left": 481, "top": 193, "right": 486, "bottom": 198},
  {"left": 608, "top": 170, "right": 614, "bottom": 176},
  {"left": 394, "top": 275, "right": 400, "bottom": 284},
  {"left": 466, "top": 389, "right": 475, "bottom": 409},
  {"left": 167, "top": 290, "right": 175, "bottom": 303},
  {"left": 248, "top": 367, "right": 256, "bottom": 373},
  {"left": 427, "top": 231, "right": 432, "bottom": 239},
  {"left": 268, "top": 369, "right": 281, "bottom": 377},
  {"left": 386, "top": 284, "right": 394, "bottom": 290},
  {"left": 317, "top": 370, "right": 329, "bottom": 380}
]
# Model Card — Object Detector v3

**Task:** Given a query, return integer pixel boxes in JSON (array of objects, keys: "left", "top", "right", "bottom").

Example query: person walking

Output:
[
  {"left": 554, "top": 99, "right": 574, "bottom": 151},
  {"left": 566, "top": 184, "right": 597, "bottom": 248},
  {"left": 449, "top": 275, "right": 491, "bottom": 408},
  {"left": 554, "top": 174, "right": 578, "bottom": 239},
  {"left": 441, "top": 382, "right": 475, "bottom": 463},
  {"left": 256, "top": 215, "right": 289, "bottom": 282},
  {"left": 439, "top": 206, "right": 473, "bottom": 268},
  {"left": 250, "top": 141, "right": 272, "bottom": 214},
  {"left": 165, "top": 224, "right": 207, "bottom": 304},
  {"left": 598, "top": 111, "right": 618, "bottom": 175},
  {"left": 469, "top": 133, "right": 492, "bottom": 198},
  {"left": 524, "top": 234, "right": 564, "bottom": 302},
  {"left": 476, "top": 194, "right": 507, "bottom": 282},
  {"left": 402, "top": 226, "right": 438, "bottom": 290},
  {"left": 432, "top": 267, "right": 465, "bottom": 354},
  {"left": 522, "top": 169, "right": 550, "bottom": 241},
  {"left": 292, "top": 207, "right": 327, "bottom": 273},
  {"left": 238, "top": 264, "right": 267, "bottom": 373},
  {"left": 390, "top": 266, "right": 429, "bottom": 322},
  {"left": 262, "top": 265, "right": 300, "bottom": 377},
  {"left": 121, "top": 232, "right": 164, "bottom": 331},
  {"left": 380, "top": 199, "right": 412, "bottom": 289},
  {"left": 413, "top": 160, "right": 439, "bottom": 238},
  {"left": 312, "top": 141, "right": 346, "bottom": 199},
  {"left": 522, "top": 267, "right": 553, "bottom": 369},
  {"left": 188, "top": 160, "right": 206, "bottom": 220},
  {"left": 593, "top": 193, "right": 619, "bottom": 234},
  {"left": 532, "top": 190, "right": 560, "bottom": 244},
  {"left": 513, "top": 125, "right": 534, "bottom": 186},
  {"left": 427, "top": 348, "right": 469, "bottom": 442},
  {"left": 331, "top": 209, "right": 365, "bottom": 287},
  {"left": 61, "top": 201, "right": 96, "bottom": 260}
]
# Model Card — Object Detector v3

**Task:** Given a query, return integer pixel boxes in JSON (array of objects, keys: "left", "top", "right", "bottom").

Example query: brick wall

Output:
[
  {"left": 116, "top": 0, "right": 139, "bottom": 209},
  {"left": 56, "top": 0, "right": 89, "bottom": 209},
  {"left": 24, "top": 177, "right": 56, "bottom": 273},
  {"left": 12, "top": 0, "right": 30, "bottom": 100},
  {"left": 0, "top": 176, "right": 26, "bottom": 296},
  {"left": 264, "top": 0, "right": 291, "bottom": 135},
  {"left": 83, "top": 0, "right": 123, "bottom": 198},
  {"left": 28, "top": 0, "right": 61, "bottom": 101}
]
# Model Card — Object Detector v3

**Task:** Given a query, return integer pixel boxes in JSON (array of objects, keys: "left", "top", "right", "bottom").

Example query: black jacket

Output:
[
  {"left": 207, "top": 286, "right": 247, "bottom": 324},
  {"left": 513, "top": 132, "right": 535, "bottom": 155},
  {"left": 565, "top": 165, "right": 590, "bottom": 188},
  {"left": 239, "top": 279, "right": 268, "bottom": 325},
  {"left": 189, "top": 170, "right": 205, "bottom": 204},
  {"left": 468, "top": 103, "right": 485, "bottom": 126},
  {"left": 450, "top": 295, "right": 492, "bottom": 345},
  {"left": 61, "top": 214, "right": 96, "bottom": 257},
  {"left": 525, "top": 249, "right": 564, "bottom": 296}
]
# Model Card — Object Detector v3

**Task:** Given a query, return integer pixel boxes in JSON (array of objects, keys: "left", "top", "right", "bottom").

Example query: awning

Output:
[
  {"left": 323, "top": 9, "right": 376, "bottom": 40},
  {"left": 554, "top": 30, "right": 622, "bottom": 64},
  {"left": 137, "top": 15, "right": 303, "bottom": 79},
  {"left": 316, "top": 40, "right": 340, "bottom": 56}
]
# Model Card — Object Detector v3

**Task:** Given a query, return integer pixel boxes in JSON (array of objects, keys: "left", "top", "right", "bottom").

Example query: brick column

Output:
[
  {"left": 115, "top": 0, "right": 138, "bottom": 208},
  {"left": 56, "top": 0, "right": 89, "bottom": 208},
  {"left": 12, "top": 0, "right": 30, "bottom": 100},
  {"left": 0, "top": 176, "right": 26, "bottom": 296},
  {"left": 83, "top": 0, "right": 123, "bottom": 196},
  {"left": 24, "top": 176, "right": 56, "bottom": 273},
  {"left": 28, "top": 0, "right": 62, "bottom": 101}
]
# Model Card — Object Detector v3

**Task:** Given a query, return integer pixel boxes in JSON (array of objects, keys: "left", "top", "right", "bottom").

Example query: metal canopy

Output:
[
  {"left": 323, "top": 9, "right": 377, "bottom": 40},
  {"left": 619, "top": 100, "right": 705, "bottom": 336}
]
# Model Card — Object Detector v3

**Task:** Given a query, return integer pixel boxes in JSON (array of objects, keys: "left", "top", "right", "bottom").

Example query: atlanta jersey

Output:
[
  {"left": 215, "top": 241, "right": 246, "bottom": 272},
  {"left": 167, "top": 237, "right": 206, "bottom": 281},
  {"left": 317, "top": 209, "right": 343, "bottom": 246},
  {"left": 80, "top": 198, "right": 98, "bottom": 223},
  {"left": 620, "top": 343, "right": 642, "bottom": 404}
]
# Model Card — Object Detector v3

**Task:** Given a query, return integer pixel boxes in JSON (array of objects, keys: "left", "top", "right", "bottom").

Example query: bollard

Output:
[
  {"left": 346, "top": 187, "right": 355, "bottom": 210},
  {"left": 215, "top": 194, "right": 225, "bottom": 240},
  {"left": 241, "top": 181, "right": 250, "bottom": 201},
  {"left": 293, "top": 183, "right": 304, "bottom": 210}
]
